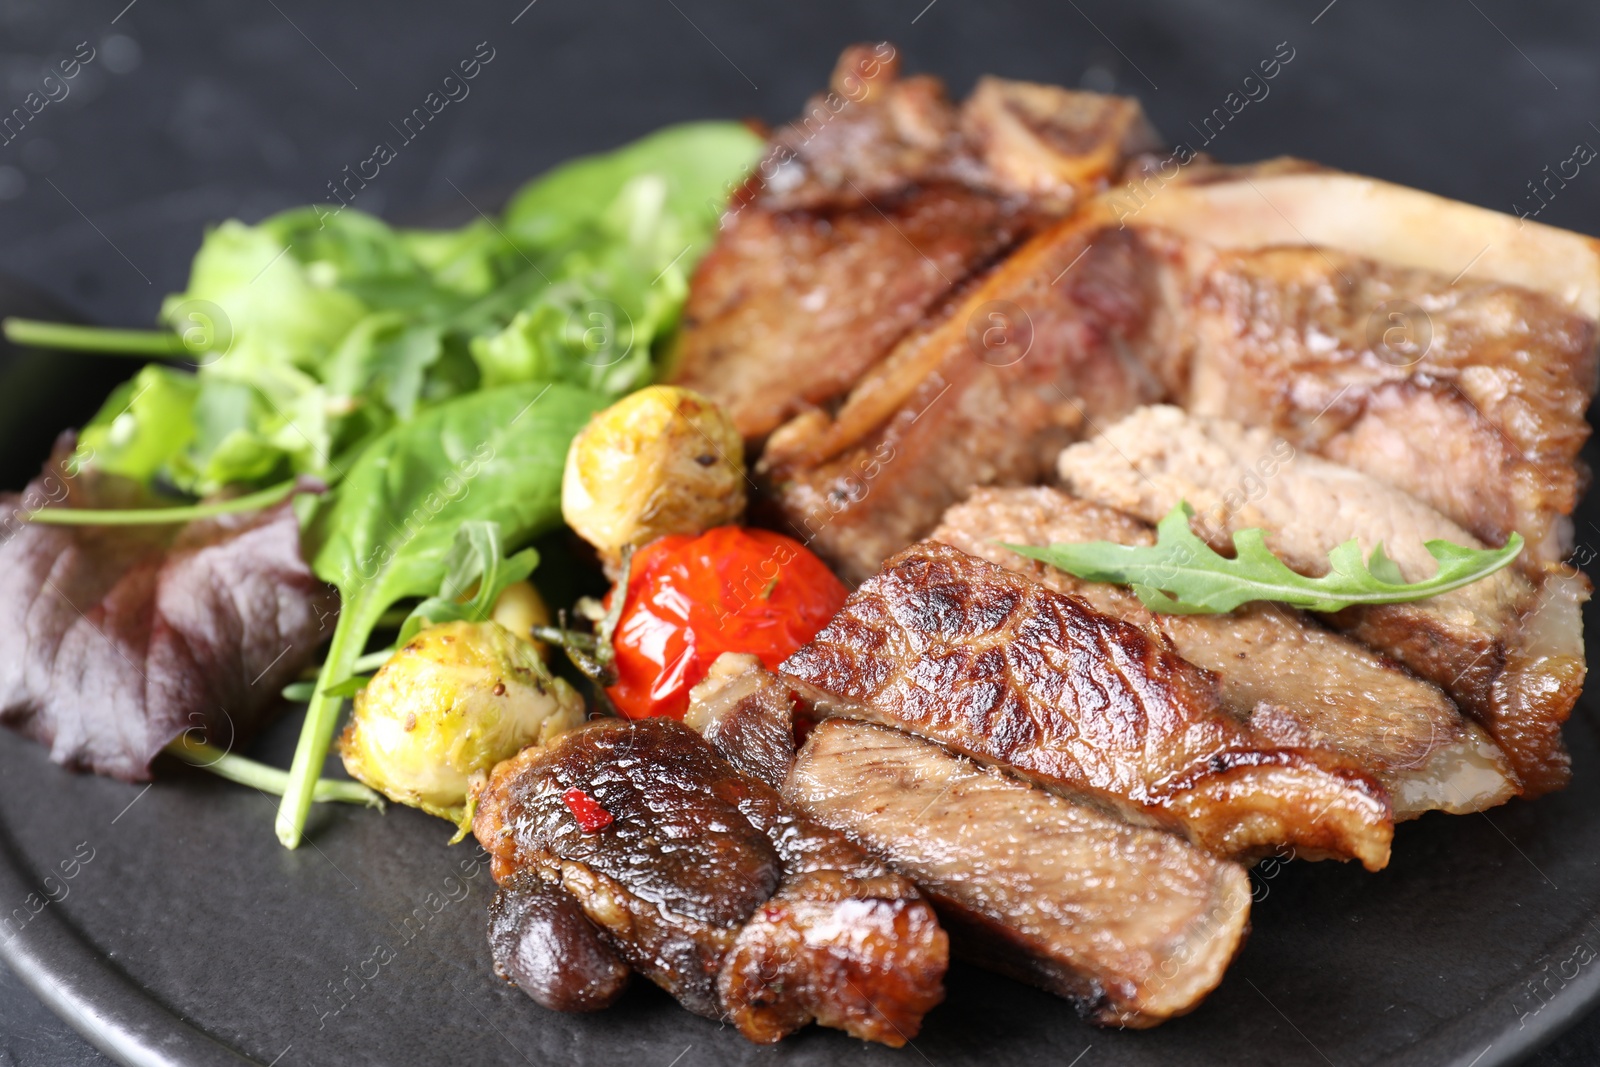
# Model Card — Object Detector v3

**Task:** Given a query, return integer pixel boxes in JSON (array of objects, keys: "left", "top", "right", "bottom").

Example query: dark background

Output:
[{"left": 0, "top": 0, "right": 1597, "bottom": 1063}]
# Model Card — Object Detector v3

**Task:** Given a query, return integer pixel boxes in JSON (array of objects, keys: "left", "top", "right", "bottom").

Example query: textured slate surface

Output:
[{"left": 1, "top": 1, "right": 1598, "bottom": 1065}]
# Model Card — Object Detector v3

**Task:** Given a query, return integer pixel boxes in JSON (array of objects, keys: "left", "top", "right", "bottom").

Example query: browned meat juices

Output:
[
  {"left": 782, "top": 540, "right": 1395, "bottom": 869},
  {"left": 471, "top": 717, "right": 948, "bottom": 1046}
]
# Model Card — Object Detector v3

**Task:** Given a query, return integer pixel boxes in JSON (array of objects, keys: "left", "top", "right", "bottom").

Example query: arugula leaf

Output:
[
  {"left": 1005, "top": 502, "right": 1524, "bottom": 615},
  {"left": 394, "top": 520, "right": 538, "bottom": 648},
  {"left": 275, "top": 380, "right": 606, "bottom": 848}
]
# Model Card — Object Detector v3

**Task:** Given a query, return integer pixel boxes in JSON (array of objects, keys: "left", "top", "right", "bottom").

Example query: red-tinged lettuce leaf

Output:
[{"left": 0, "top": 434, "right": 336, "bottom": 781}]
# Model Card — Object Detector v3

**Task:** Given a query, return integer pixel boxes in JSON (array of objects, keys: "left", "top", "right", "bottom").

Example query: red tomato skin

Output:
[{"left": 606, "top": 526, "right": 848, "bottom": 720}]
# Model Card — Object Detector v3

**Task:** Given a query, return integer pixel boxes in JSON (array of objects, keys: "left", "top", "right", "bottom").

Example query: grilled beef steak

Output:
[
  {"left": 781, "top": 540, "right": 1394, "bottom": 869},
  {"left": 761, "top": 220, "right": 1171, "bottom": 581},
  {"left": 670, "top": 44, "right": 1158, "bottom": 443},
  {"left": 1119, "top": 168, "right": 1600, "bottom": 570},
  {"left": 471, "top": 717, "right": 947, "bottom": 1045},
  {"left": 931, "top": 486, "right": 1517, "bottom": 818},
  {"left": 1059, "top": 405, "right": 1588, "bottom": 796},
  {"left": 786, "top": 718, "right": 1251, "bottom": 1029},
  {"left": 685, "top": 655, "right": 1252, "bottom": 1028}
]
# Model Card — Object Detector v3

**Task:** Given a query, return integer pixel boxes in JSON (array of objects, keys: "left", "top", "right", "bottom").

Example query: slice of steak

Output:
[
  {"left": 781, "top": 540, "right": 1394, "bottom": 869},
  {"left": 684, "top": 652, "right": 799, "bottom": 789},
  {"left": 930, "top": 485, "right": 1517, "bottom": 818},
  {"left": 1181, "top": 246, "right": 1598, "bottom": 570},
  {"left": 675, "top": 181, "right": 1035, "bottom": 442},
  {"left": 671, "top": 44, "right": 1158, "bottom": 442},
  {"left": 1059, "top": 405, "right": 1588, "bottom": 796},
  {"left": 1119, "top": 168, "right": 1600, "bottom": 571},
  {"left": 785, "top": 718, "right": 1251, "bottom": 1028},
  {"left": 471, "top": 717, "right": 947, "bottom": 1045},
  {"left": 761, "top": 220, "right": 1171, "bottom": 582}
]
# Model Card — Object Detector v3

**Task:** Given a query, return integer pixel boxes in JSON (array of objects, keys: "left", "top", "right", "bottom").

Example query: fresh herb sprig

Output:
[{"left": 1005, "top": 502, "right": 1524, "bottom": 615}]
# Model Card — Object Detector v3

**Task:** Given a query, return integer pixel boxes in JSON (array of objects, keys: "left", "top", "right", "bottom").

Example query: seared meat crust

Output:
[
  {"left": 1059, "top": 405, "right": 1588, "bottom": 795},
  {"left": 931, "top": 486, "right": 1517, "bottom": 818},
  {"left": 472, "top": 717, "right": 947, "bottom": 1045},
  {"left": 785, "top": 718, "right": 1251, "bottom": 1028},
  {"left": 781, "top": 541, "right": 1394, "bottom": 868}
]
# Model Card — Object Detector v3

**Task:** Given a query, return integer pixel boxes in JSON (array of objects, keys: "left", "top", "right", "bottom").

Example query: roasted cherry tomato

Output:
[{"left": 606, "top": 526, "right": 848, "bottom": 720}]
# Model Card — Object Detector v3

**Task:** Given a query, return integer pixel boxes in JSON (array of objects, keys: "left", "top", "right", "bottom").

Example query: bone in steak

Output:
[
  {"left": 670, "top": 44, "right": 1157, "bottom": 442},
  {"left": 781, "top": 540, "right": 1394, "bottom": 868},
  {"left": 931, "top": 485, "right": 1517, "bottom": 818},
  {"left": 471, "top": 717, "right": 947, "bottom": 1045},
  {"left": 1059, "top": 405, "right": 1588, "bottom": 796}
]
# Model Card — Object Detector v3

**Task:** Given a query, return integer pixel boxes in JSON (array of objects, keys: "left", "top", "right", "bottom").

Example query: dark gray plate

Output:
[{"left": 3, "top": 1, "right": 1600, "bottom": 1064}]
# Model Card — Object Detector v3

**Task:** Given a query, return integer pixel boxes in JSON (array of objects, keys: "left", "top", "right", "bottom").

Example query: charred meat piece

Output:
[
  {"left": 1059, "top": 405, "right": 1588, "bottom": 796},
  {"left": 762, "top": 220, "right": 1171, "bottom": 582},
  {"left": 471, "top": 718, "right": 947, "bottom": 1045},
  {"left": 676, "top": 181, "right": 1037, "bottom": 442},
  {"left": 782, "top": 541, "right": 1394, "bottom": 869},
  {"left": 671, "top": 44, "right": 1159, "bottom": 442},
  {"left": 785, "top": 718, "right": 1251, "bottom": 1029},
  {"left": 684, "top": 652, "right": 799, "bottom": 789},
  {"left": 931, "top": 486, "right": 1518, "bottom": 818},
  {"left": 1118, "top": 168, "right": 1600, "bottom": 570}
]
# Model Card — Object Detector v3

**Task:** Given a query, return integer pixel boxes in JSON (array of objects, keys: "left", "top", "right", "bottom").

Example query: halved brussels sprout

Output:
[{"left": 339, "top": 619, "right": 584, "bottom": 833}]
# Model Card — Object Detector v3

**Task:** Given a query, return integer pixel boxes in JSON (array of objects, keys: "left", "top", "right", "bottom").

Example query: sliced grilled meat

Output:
[
  {"left": 682, "top": 658, "right": 1252, "bottom": 1028},
  {"left": 781, "top": 541, "right": 1394, "bottom": 869},
  {"left": 670, "top": 44, "right": 1158, "bottom": 443},
  {"left": 1182, "top": 247, "right": 1598, "bottom": 569},
  {"left": 684, "top": 652, "right": 799, "bottom": 789},
  {"left": 1059, "top": 405, "right": 1588, "bottom": 796},
  {"left": 1122, "top": 168, "right": 1600, "bottom": 570},
  {"left": 785, "top": 718, "right": 1251, "bottom": 1029},
  {"left": 471, "top": 718, "right": 947, "bottom": 1046},
  {"left": 930, "top": 486, "right": 1517, "bottom": 817},
  {"left": 762, "top": 219, "right": 1170, "bottom": 581}
]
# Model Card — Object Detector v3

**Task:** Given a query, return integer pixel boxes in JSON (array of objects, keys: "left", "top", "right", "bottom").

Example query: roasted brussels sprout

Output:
[
  {"left": 561, "top": 385, "right": 745, "bottom": 562},
  {"left": 339, "top": 620, "right": 584, "bottom": 830}
]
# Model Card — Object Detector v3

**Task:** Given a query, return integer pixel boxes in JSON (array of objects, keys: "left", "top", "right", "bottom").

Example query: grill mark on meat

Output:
[
  {"left": 1059, "top": 405, "right": 1588, "bottom": 796},
  {"left": 784, "top": 718, "right": 1251, "bottom": 1028},
  {"left": 931, "top": 485, "right": 1517, "bottom": 817},
  {"left": 781, "top": 540, "right": 1394, "bottom": 868},
  {"left": 471, "top": 717, "right": 947, "bottom": 1045}
]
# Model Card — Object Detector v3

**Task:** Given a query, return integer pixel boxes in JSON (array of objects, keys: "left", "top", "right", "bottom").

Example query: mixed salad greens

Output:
[{"left": 5, "top": 120, "right": 765, "bottom": 847}]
